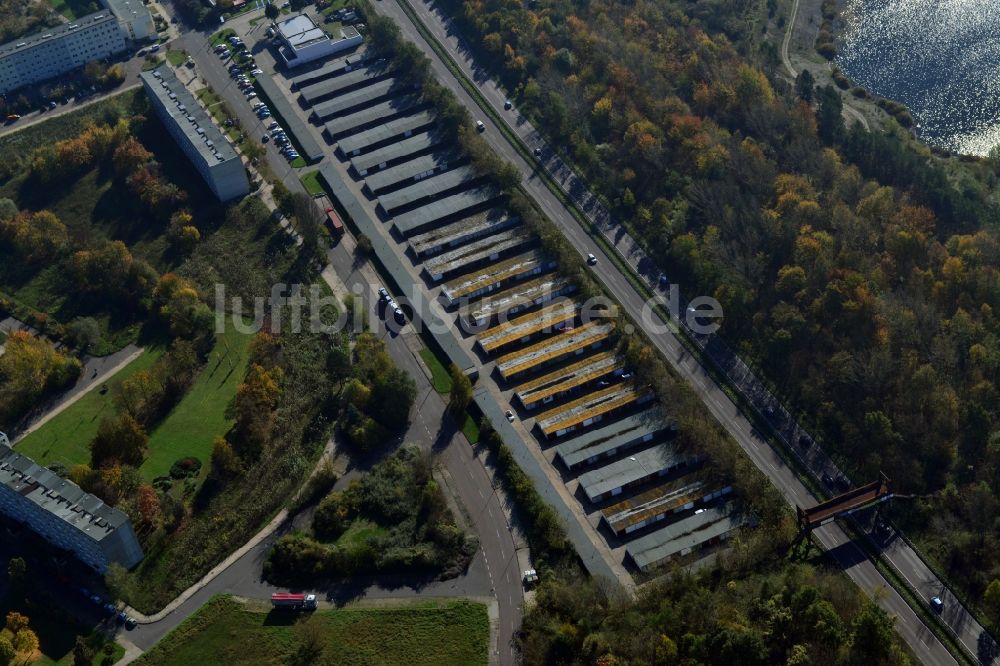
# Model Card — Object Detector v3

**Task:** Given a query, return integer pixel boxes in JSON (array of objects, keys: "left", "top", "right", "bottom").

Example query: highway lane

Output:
[{"left": 372, "top": 1, "right": 965, "bottom": 663}]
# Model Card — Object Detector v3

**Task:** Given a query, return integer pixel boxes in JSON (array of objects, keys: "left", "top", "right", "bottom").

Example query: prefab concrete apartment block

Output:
[
  {"left": 0, "top": 445, "right": 143, "bottom": 573},
  {"left": 141, "top": 68, "right": 249, "bottom": 202}
]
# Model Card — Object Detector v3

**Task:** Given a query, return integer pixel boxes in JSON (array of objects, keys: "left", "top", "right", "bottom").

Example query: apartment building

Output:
[
  {"left": 0, "top": 12, "right": 126, "bottom": 94},
  {"left": 140, "top": 68, "right": 249, "bottom": 202},
  {"left": 0, "top": 445, "right": 144, "bottom": 573},
  {"left": 104, "top": 0, "right": 155, "bottom": 41}
]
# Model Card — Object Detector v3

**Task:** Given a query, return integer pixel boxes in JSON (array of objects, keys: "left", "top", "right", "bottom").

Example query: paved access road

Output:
[
  {"left": 118, "top": 11, "right": 524, "bottom": 663},
  {"left": 370, "top": 1, "right": 981, "bottom": 664}
]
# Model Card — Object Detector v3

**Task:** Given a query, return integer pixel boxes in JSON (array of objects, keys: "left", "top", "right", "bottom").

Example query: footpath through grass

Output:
[
  {"left": 16, "top": 348, "right": 165, "bottom": 468},
  {"left": 136, "top": 595, "right": 488, "bottom": 666},
  {"left": 141, "top": 326, "right": 253, "bottom": 480}
]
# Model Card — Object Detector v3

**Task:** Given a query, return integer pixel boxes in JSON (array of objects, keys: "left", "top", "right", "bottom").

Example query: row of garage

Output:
[{"left": 293, "top": 43, "right": 748, "bottom": 573}]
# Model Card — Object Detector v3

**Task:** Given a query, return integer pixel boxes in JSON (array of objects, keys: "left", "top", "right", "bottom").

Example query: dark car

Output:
[
  {"left": 116, "top": 611, "right": 128, "bottom": 624},
  {"left": 103, "top": 603, "right": 116, "bottom": 616},
  {"left": 533, "top": 147, "right": 542, "bottom": 157},
  {"left": 930, "top": 596, "right": 944, "bottom": 613},
  {"left": 821, "top": 473, "right": 835, "bottom": 489},
  {"left": 125, "top": 616, "right": 137, "bottom": 630}
]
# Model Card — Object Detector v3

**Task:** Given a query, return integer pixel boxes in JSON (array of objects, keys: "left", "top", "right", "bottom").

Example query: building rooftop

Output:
[
  {"left": 515, "top": 351, "right": 624, "bottom": 409},
  {"left": 299, "top": 61, "right": 393, "bottom": 105},
  {"left": 495, "top": 320, "right": 611, "bottom": 379},
  {"left": 141, "top": 68, "right": 238, "bottom": 164},
  {"left": 0, "top": 446, "right": 129, "bottom": 543},
  {"left": 365, "top": 149, "right": 455, "bottom": 194},
  {"left": 602, "top": 470, "right": 731, "bottom": 535},
  {"left": 289, "top": 46, "right": 369, "bottom": 86},
  {"left": 0, "top": 12, "right": 116, "bottom": 59},
  {"left": 278, "top": 14, "right": 327, "bottom": 49},
  {"left": 478, "top": 300, "right": 578, "bottom": 354},
  {"left": 534, "top": 384, "right": 652, "bottom": 438},
  {"left": 409, "top": 207, "right": 515, "bottom": 256},
  {"left": 313, "top": 79, "right": 406, "bottom": 120},
  {"left": 325, "top": 95, "right": 421, "bottom": 141},
  {"left": 378, "top": 166, "right": 479, "bottom": 214},
  {"left": 394, "top": 186, "right": 499, "bottom": 236},
  {"left": 441, "top": 248, "right": 547, "bottom": 303},
  {"left": 553, "top": 407, "right": 668, "bottom": 469},
  {"left": 577, "top": 442, "right": 687, "bottom": 502},
  {"left": 422, "top": 228, "right": 533, "bottom": 281},
  {"left": 464, "top": 275, "right": 574, "bottom": 327},
  {"left": 104, "top": 0, "right": 149, "bottom": 24},
  {"left": 625, "top": 504, "right": 746, "bottom": 570},
  {"left": 340, "top": 109, "right": 436, "bottom": 155}
]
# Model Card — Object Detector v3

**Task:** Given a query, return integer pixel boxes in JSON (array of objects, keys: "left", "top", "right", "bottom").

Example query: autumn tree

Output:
[
  {"left": 210, "top": 436, "right": 243, "bottom": 479},
  {"left": 90, "top": 413, "right": 148, "bottom": 468},
  {"left": 152, "top": 274, "right": 214, "bottom": 341},
  {"left": 13, "top": 629, "right": 38, "bottom": 656},
  {"left": 448, "top": 364, "right": 472, "bottom": 416},
  {"left": 135, "top": 484, "right": 161, "bottom": 527},
  {"left": 0, "top": 332, "right": 81, "bottom": 427},
  {"left": 69, "top": 241, "right": 158, "bottom": 310},
  {"left": 0, "top": 209, "right": 68, "bottom": 263},
  {"left": 232, "top": 364, "right": 283, "bottom": 458},
  {"left": 112, "top": 136, "right": 153, "bottom": 175},
  {"left": 0, "top": 635, "right": 13, "bottom": 666},
  {"left": 4, "top": 612, "right": 28, "bottom": 634}
]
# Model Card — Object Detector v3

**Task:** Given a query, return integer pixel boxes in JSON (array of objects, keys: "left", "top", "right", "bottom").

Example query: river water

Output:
[{"left": 836, "top": 0, "right": 1000, "bottom": 156}]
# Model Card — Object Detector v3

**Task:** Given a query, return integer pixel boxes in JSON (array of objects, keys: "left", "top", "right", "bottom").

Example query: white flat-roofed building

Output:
[
  {"left": 0, "top": 445, "right": 143, "bottom": 573},
  {"left": 104, "top": 0, "right": 155, "bottom": 40},
  {"left": 0, "top": 12, "right": 126, "bottom": 94},
  {"left": 141, "top": 68, "right": 249, "bottom": 202},
  {"left": 276, "top": 15, "right": 361, "bottom": 68}
]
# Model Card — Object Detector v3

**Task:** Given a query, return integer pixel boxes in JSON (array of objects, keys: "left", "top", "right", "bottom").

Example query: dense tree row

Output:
[
  {"left": 432, "top": 0, "right": 1000, "bottom": 605},
  {"left": 521, "top": 563, "right": 910, "bottom": 665},
  {"left": 0, "top": 331, "right": 81, "bottom": 429}
]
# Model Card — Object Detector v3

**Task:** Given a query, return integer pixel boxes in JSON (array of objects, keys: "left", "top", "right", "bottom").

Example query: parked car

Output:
[
  {"left": 149, "top": 44, "right": 160, "bottom": 52},
  {"left": 505, "top": 410, "right": 515, "bottom": 422},
  {"left": 246, "top": 92, "right": 257, "bottom": 99},
  {"left": 393, "top": 307, "right": 405, "bottom": 324},
  {"left": 586, "top": 253, "right": 597, "bottom": 265},
  {"left": 504, "top": 99, "right": 512, "bottom": 109},
  {"left": 116, "top": 611, "right": 128, "bottom": 625},
  {"left": 930, "top": 596, "right": 944, "bottom": 612},
  {"left": 102, "top": 603, "right": 116, "bottom": 616},
  {"left": 378, "top": 287, "right": 389, "bottom": 301},
  {"left": 268, "top": 121, "right": 280, "bottom": 130},
  {"left": 250, "top": 68, "right": 263, "bottom": 75},
  {"left": 261, "top": 135, "right": 269, "bottom": 143},
  {"left": 475, "top": 119, "right": 485, "bottom": 132},
  {"left": 124, "top": 617, "right": 137, "bottom": 630},
  {"left": 533, "top": 146, "right": 542, "bottom": 157}
]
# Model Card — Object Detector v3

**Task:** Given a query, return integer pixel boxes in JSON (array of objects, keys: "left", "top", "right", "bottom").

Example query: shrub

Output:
[{"left": 169, "top": 457, "right": 203, "bottom": 480}]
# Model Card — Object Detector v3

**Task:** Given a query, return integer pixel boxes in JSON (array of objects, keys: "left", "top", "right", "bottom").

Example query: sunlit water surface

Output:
[{"left": 837, "top": 0, "right": 1000, "bottom": 155}]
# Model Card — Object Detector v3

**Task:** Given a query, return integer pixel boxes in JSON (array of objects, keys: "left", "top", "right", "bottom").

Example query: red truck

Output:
[
  {"left": 325, "top": 208, "right": 344, "bottom": 235},
  {"left": 270, "top": 592, "right": 317, "bottom": 610}
]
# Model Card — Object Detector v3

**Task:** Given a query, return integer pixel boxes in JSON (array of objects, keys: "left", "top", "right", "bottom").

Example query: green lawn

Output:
[
  {"left": 141, "top": 326, "right": 254, "bottom": 480},
  {"left": 16, "top": 348, "right": 165, "bottom": 468},
  {"left": 336, "top": 518, "right": 388, "bottom": 549},
  {"left": 300, "top": 170, "right": 325, "bottom": 197},
  {"left": 461, "top": 413, "right": 480, "bottom": 444},
  {"left": 166, "top": 49, "right": 187, "bottom": 66},
  {"left": 290, "top": 157, "right": 307, "bottom": 169},
  {"left": 46, "top": 0, "right": 101, "bottom": 20},
  {"left": 136, "top": 595, "right": 488, "bottom": 666},
  {"left": 418, "top": 348, "right": 452, "bottom": 394}
]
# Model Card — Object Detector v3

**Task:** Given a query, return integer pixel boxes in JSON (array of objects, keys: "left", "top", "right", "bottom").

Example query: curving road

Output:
[
  {"left": 99, "top": 8, "right": 527, "bottom": 662},
  {"left": 370, "top": 0, "right": 997, "bottom": 663}
]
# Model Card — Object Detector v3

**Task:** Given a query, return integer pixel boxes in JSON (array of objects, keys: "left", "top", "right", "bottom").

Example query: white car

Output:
[
  {"left": 505, "top": 410, "right": 515, "bottom": 422},
  {"left": 250, "top": 68, "right": 264, "bottom": 75},
  {"left": 246, "top": 92, "right": 257, "bottom": 99},
  {"left": 475, "top": 120, "right": 485, "bottom": 132}
]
